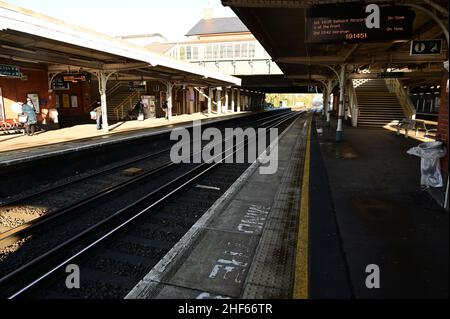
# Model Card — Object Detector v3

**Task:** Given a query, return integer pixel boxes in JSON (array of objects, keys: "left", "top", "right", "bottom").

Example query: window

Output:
[
  {"left": 249, "top": 43, "right": 256, "bottom": 58},
  {"left": 206, "top": 44, "right": 213, "bottom": 60},
  {"left": 180, "top": 46, "right": 186, "bottom": 60},
  {"left": 220, "top": 44, "right": 226, "bottom": 59},
  {"left": 234, "top": 43, "right": 241, "bottom": 59},
  {"left": 192, "top": 46, "right": 199, "bottom": 60},
  {"left": 186, "top": 45, "right": 192, "bottom": 60},
  {"left": 226, "top": 44, "right": 233, "bottom": 59},
  {"left": 213, "top": 44, "right": 220, "bottom": 60},
  {"left": 241, "top": 43, "right": 248, "bottom": 58}
]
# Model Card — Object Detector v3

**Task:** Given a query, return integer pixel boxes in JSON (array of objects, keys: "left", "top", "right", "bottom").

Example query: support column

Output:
[
  {"left": 237, "top": 89, "right": 241, "bottom": 113},
  {"left": 166, "top": 81, "right": 173, "bottom": 121},
  {"left": 97, "top": 71, "right": 112, "bottom": 133},
  {"left": 216, "top": 87, "right": 222, "bottom": 114},
  {"left": 208, "top": 87, "right": 213, "bottom": 115},
  {"left": 336, "top": 65, "right": 346, "bottom": 142},
  {"left": 225, "top": 88, "right": 229, "bottom": 113},
  {"left": 231, "top": 89, "right": 235, "bottom": 113}
]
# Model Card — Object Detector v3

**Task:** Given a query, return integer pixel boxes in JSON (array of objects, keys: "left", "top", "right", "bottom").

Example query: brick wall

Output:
[
  {"left": 0, "top": 67, "right": 51, "bottom": 121},
  {"left": 437, "top": 73, "right": 449, "bottom": 172}
]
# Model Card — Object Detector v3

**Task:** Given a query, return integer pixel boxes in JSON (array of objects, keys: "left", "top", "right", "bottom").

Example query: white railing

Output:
[
  {"left": 114, "top": 91, "right": 140, "bottom": 121},
  {"left": 385, "top": 79, "right": 416, "bottom": 119},
  {"left": 347, "top": 81, "right": 359, "bottom": 127}
]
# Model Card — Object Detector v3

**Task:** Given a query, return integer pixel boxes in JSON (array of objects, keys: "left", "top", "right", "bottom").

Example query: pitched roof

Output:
[{"left": 186, "top": 17, "right": 249, "bottom": 36}]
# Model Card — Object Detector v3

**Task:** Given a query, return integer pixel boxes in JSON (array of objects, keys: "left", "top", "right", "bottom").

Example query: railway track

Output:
[
  {"left": 0, "top": 110, "right": 304, "bottom": 299},
  {"left": 0, "top": 110, "right": 290, "bottom": 239}
]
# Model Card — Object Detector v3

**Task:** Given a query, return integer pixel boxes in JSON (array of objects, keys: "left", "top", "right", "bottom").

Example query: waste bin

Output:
[{"left": 407, "top": 141, "right": 447, "bottom": 188}]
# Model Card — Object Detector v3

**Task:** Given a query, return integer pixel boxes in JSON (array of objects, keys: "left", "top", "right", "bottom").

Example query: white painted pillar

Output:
[
  {"left": 237, "top": 90, "right": 241, "bottom": 112},
  {"left": 225, "top": 88, "right": 229, "bottom": 113},
  {"left": 166, "top": 81, "right": 173, "bottom": 121},
  {"left": 98, "top": 71, "right": 110, "bottom": 133},
  {"left": 336, "top": 65, "right": 346, "bottom": 142},
  {"left": 208, "top": 87, "right": 213, "bottom": 115},
  {"left": 231, "top": 89, "right": 235, "bottom": 113},
  {"left": 216, "top": 87, "right": 222, "bottom": 114}
]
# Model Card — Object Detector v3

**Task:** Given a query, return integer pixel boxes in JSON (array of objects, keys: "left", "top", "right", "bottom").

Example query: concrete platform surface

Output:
[
  {"left": 314, "top": 117, "right": 448, "bottom": 299},
  {"left": 126, "top": 113, "right": 311, "bottom": 299}
]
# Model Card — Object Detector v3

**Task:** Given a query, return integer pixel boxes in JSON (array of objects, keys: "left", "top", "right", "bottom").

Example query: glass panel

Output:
[
  {"left": 206, "top": 44, "right": 213, "bottom": 60},
  {"left": 186, "top": 45, "right": 192, "bottom": 60},
  {"left": 234, "top": 43, "right": 241, "bottom": 59},
  {"left": 213, "top": 44, "right": 220, "bottom": 60},
  {"left": 192, "top": 46, "right": 199, "bottom": 60},
  {"left": 241, "top": 43, "right": 248, "bottom": 58},
  {"left": 220, "top": 44, "right": 226, "bottom": 59},
  {"left": 226, "top": 44, "right": 233, "bottom": 59},
  {"left": 249, "top": 43, "right": 256, "bottom": 58},
  {"left": 180, "top": 46, "right": 186, "bottom": 60}
]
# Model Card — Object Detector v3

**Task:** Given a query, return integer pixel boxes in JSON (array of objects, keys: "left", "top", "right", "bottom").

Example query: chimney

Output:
[{"left": 204, "top": 5, "right": 213, "bottom": 20}]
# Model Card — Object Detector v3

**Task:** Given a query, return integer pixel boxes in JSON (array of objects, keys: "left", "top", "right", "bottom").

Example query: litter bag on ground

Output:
[{"left": 407, "top": 141, "right": 447, "bottom": 188}]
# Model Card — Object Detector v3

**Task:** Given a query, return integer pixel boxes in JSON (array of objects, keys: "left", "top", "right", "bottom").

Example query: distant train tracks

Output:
[
  {"left": 0, "top": 111, "right": 290, "bottom": 240},
  {"left": 0, "top": 110, "right": 304, "bottom": 299}
]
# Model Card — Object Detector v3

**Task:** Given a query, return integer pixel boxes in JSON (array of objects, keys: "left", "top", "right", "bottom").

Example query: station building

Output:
[{"left": 0, "top": 1, "right": 270, "bottom": 131}]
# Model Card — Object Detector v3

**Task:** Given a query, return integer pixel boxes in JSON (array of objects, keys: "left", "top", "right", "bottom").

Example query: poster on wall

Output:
[
  {"left": 55, "top": 95, "right": 60, "bottom": 108},
  {"left": 71, "top": 95, "right": 78, "bottom": 108},
  {"left": 62, "top": 94, "right": 70, "bottom": 108},
  {"left": 27, "top": 93, "right": 40, "bottom": 114}
]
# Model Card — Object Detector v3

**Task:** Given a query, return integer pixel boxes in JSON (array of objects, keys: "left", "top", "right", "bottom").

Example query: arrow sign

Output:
[{"left": 410, "top": 40, "right": 442, "bottom": 55}]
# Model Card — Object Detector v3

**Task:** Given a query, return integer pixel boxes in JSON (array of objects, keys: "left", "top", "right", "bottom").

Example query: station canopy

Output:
[
  {"left": 0, "top": 1, "right": 241, "bottom": 87},
  {"left": 222, "top": 0, "right": 448, "bottom": 90}
]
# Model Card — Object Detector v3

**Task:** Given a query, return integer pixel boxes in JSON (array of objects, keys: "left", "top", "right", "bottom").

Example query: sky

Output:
[{"left": 4, "top": 0, "right": 236, "bottom": 41}]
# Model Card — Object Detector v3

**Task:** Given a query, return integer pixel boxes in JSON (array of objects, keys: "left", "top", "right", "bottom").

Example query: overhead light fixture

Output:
[{"left": 1, "top": 45, "right": 36, "bottom": 54}]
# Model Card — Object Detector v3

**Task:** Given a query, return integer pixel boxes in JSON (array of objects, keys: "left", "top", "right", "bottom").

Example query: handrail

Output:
[
  {"left": 89, "top": 82, "right": 127, "bottom": 109},
  {"left": 385, "top": 79, "right": 416, "bottom": 119},
  {"left": 347, "top": 81, "right": 359, "bottom": 127},
  {"left": 114, "top": 91, "right": 140, "bottom": 121}
]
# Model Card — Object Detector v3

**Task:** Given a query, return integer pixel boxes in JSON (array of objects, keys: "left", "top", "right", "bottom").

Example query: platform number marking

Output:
[{"left": 411, "top": 40, "right": 442, "bottom": 56}]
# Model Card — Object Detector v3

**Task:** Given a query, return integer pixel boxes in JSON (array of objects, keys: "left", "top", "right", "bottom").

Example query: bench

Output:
[
  {"left": 0, "top": 121, "right": 24, "bottom": 135},
  {"left": 395, "top": 119, "right": 435, "bottom": 138}
]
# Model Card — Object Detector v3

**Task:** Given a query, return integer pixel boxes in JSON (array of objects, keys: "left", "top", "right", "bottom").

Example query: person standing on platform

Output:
[
  {"left": 162, "top": 101, "right": 169, "bottom": 120},
  {"left": 22, "top": 99, "right": 37, "bottom": 136},
  {"left": 95, "top": 101, "right": 103, "bottom": 130}
]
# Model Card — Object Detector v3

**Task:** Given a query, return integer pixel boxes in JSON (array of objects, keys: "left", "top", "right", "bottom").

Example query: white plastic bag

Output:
[{"left": 407, "top": 141, "right": 447, "bottom": 188}]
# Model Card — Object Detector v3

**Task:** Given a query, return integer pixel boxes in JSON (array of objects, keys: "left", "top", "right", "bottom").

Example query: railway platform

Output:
[
  {"left": 0, "top": 111, "right": 251, "bottom": 166},
  {"left": 126, "top": 113, "right": 448, "bottom": 299}
]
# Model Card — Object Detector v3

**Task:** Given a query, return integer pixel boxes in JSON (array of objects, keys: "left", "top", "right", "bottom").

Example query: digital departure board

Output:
[{"left": 305, "top": 3, "right": 415, "bottom": 44}]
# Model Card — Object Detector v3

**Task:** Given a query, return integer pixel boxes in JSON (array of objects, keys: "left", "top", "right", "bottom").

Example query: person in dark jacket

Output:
[{"left": 22, "top": 99, "right": 37, "bottom": 136}]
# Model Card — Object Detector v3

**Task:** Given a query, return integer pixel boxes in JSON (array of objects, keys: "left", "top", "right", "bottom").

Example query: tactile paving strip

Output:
[{"left": 242, "top": 116, "right": 310, "bottom": 298}]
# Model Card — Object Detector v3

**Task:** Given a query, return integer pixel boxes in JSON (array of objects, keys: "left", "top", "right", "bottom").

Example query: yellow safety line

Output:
[{"left": 294, "top": 118, "right": 312, "bottom": 299}]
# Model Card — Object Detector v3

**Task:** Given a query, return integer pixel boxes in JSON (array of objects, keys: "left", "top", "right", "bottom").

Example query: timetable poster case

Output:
[
  {"left": 305, "top": 3, "right": 415, "bottom": 44},
  {"left": 27, "top": 93, "right": 40, "bottom": 114}
]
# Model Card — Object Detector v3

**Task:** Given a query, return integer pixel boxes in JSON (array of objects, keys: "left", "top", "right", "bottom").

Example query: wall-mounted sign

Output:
[
  {"left": 379, "top": 72, "right": 404, "bottom": 79},
  {"left": 305, "top": 3, "right": 415, "bottom": 43},
  {"left": 52, "top": 77, "right": 70, "bottom": 90},
  {"left": 129, "top": 82, "right": 146, "bottom": 91},
  {"left": 62, "top": 73, "right": 90, "bottom": 83},
  {"left": 27, "top": 93, "right": 40, "bottom": 114},
  {"left": 410, "top": 40, "right": 442, "bottom": 56},
  {"left": 0, "top": 64, "right": 21, "bottom": 78}
]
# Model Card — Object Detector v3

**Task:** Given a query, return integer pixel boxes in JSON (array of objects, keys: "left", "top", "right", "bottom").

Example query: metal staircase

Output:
[{"left": 354, "top": 79, "right": 406, "bottom": 128}]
